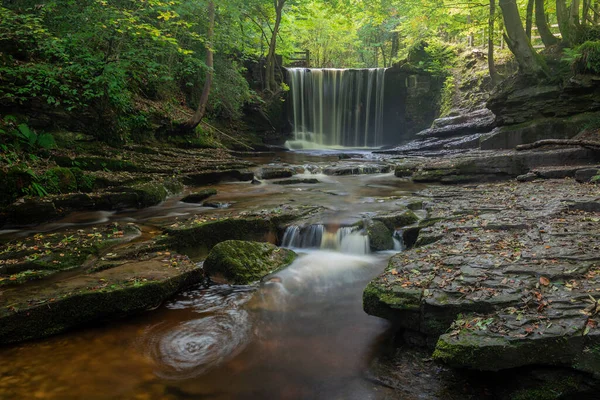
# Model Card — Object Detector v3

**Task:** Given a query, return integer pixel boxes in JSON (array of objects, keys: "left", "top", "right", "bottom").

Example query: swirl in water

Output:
[{"left": 142, "top": 286, "right": 253, "bottom": 380}]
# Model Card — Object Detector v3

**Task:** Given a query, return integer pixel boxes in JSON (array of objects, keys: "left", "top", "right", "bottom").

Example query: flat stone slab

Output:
[
  {"left": 364, "top": 179, "right": 600, "bottom": 373},
  {"left": 323, "top": 163, "right": 392, "bottom": 176},
  {"left": 0, "top": 224, "right": 202, "bottom": 344}
]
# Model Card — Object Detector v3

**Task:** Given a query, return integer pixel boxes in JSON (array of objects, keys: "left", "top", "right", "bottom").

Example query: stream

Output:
[{"left": 0, "top": 151, "right": 430, "bottom": 399}]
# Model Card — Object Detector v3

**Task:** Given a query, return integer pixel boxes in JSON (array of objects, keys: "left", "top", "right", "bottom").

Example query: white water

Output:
[
  {"left": 282, "top": 224, "right": 370, "bottom": 255},
  {"left": 287, "top": 68, "right": 387, "bottom": 149}
]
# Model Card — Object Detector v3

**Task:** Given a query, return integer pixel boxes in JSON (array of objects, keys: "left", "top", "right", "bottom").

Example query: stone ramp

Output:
[{"left": 364, "top": 179, "right": 600, "bottom": 373}]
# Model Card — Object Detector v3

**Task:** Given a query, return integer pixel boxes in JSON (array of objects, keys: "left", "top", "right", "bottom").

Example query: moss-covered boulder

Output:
[
  {"left": 366, "top": 220, "right": 394, "bottom": 251},
  {"left": 204, "top": 240, "right": 297, "bottom": 284},
  {"left": 40, "top": 167, "right": 77, "bottom": 194},
  {"left": 181, "top": 188, "right": 217, "bottom": 203},
  {"left": 374, "top": 210, "right": 419, "bottom": 232},
  {"left": 256, "top": 167, "right": 294, "bottom": 180}
]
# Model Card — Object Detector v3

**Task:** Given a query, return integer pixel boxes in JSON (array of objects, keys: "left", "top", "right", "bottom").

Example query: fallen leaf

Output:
[{"left": 540, "top": 276, "right": 550, "bottom": 286}]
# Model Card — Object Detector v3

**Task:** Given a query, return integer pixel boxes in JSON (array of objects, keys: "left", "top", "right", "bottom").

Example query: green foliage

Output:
[
  {"left": 440, "top": 75, "right": 456, "bottom": 117},
  {"left": 570, "top": 41, "right": 600, "bottom": 75}
]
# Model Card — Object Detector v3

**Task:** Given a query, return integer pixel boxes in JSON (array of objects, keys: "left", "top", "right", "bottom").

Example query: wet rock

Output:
[
  {"left": 251, "top": 178, "right": 262, "bottom": 185},
  {"left": 272, "top": 178, "right": 320, "bottom": 185},
  {"left": 374, "top": 210, "right": 420, "bottom": 232},
  {"left": 256, "top": 167, "right": 294, "bottom": 180},
  {"left": 365, "top": 220, "right": 394, "bottom": 251},
  {"left": 323, "top": 164, "right": 392, "bottom": 176},
  {"left": 203, "top": 240, "right": 297, "bottom": 285},
  {"left": 180, "top": 189, "right": 217, "bottom": 203},
  {"left": 183, "top": 169, "right": 254, "bottom": 185},
  {"left": 0, "top": 253, "right": 202, "bottom": 344},
  {"left": 162, "top": 206, "right": 317, "bottom": 252},
  {"left": 364, "top": 180, "right": 600, "bottom": 374}
]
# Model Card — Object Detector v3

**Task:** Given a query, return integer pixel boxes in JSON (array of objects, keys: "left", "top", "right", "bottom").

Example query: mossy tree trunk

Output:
[
  {"left": 535, "top": 0, "right": 560, "bottom": 46},
  {"left": 557, "top": 0, "right": 577, "bottom": 44},
  {"left": 500, "top": 0, "right": 548, "bottom": 77},
  {"left": 526, "top": 0, "right": 535, "bottom": 39}
]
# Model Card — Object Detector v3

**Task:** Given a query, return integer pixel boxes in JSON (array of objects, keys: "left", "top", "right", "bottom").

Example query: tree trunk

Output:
[
  {"left": 557, "top": 0, "right": 576, "bottom": 44},
  {"left": 500, "top": 0, "right": 548, "bottom": 76},
  {"left": 265, "top": 0, "right": 285, "bottom": 93},
  {"left": 535, "top": 0, "right": 559, "bottom": 46},
  {"left": 489, "top": 0, "right": 501, "bottom": 83},
  {"left": 182, "top": 0, "right": 215, "bottom": 132},
  {"left": 526, "top": 0, "right": 535, "bottom": 39},
  {"left": 583, "top": 0, "right": 591, "bottom": 22}
]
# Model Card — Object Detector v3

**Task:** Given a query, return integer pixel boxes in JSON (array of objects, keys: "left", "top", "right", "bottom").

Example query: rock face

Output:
[
  {"left": 408, "top": 148, "right": 600, "bottom": 184},
  {"left": 481, "top": 113, "right": 600, "bottom": 150},
  {"left": 364, "top": 180, "right": 600, "bottom": 374},
  {"left": 203, "top": 240, "right": 297, "bottom": 284},
  {"left": 487, "top": 76, "right": 600, "bottom": 126},
  {"left": 416, "top": 109, "right": 496, "bottom": 139}
]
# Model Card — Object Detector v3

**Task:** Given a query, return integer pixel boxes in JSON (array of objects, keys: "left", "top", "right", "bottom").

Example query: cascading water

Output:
[
  {"left": 287, "top": 68, "right": 387, "bottom": 149},
  {"left": 282, "top": 224, "right": 370, "bottom": 255}
]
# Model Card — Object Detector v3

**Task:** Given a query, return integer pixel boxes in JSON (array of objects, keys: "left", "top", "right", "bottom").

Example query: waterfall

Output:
[
  {"left": 282, "top": 224, "right": 370, "bottom": 255},
  {"left": 287, "top": 68, "right": 387, "bottom": 149}
]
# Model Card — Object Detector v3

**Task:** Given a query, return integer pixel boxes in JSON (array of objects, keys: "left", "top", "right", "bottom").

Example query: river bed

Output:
[{"left": 0, "top": 151, "right": 430, "bottom": 399}]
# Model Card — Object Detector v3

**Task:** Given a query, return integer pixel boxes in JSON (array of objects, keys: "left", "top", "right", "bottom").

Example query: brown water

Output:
[{"left": 0, "top": 151, "right": 425, "bottom": 400}]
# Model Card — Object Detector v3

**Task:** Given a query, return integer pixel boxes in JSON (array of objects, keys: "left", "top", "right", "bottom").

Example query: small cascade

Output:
[
  {"left": 287, "top": 68, "right": 387, "bottom": 149},
  {"left": 282, "top": 224, "right": 369, "bottom": 255},
  {"left": 393, "top": 229, "right": 405, "bottom": 252}
]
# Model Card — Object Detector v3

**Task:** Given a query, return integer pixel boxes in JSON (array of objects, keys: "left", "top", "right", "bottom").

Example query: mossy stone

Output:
[
  {"left": 204, "top": 240, "right": 297, "bottom": 284},
  {"left": 41, "top": 167, "right": 77, "bottom": 194},
  {"left": 366, "top": 220, "right": 394, "bottom": 251}
]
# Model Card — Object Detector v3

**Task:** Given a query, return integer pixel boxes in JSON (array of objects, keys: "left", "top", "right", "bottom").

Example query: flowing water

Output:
[
  {"left": 0, "top": 152, "right": 427, "bottom": 399},
  {"left": 287, "top": 69, "right": 387, "bottom": 149}
]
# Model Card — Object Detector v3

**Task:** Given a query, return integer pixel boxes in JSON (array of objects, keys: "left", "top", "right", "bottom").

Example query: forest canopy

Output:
[{"left": 1, "top": 0, "right": 599, "bottom": 140}]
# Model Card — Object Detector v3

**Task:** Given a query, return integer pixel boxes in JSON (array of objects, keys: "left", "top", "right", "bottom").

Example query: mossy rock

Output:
[
  {"left": 374, "top": 210, "right": 419, "bottom": 232},
  {"left": 70, "top": 167, "right": 96, "bottom": 192},
  {"left": 366, "top": 220, "right": 394, "bottom": 251},
  {"left": 204, "top": 240, "right": 297, "bottom": 284},
  {"left": 163, "top": 217, "right": 277, "bottom": 252},
  {"left": 0, "top": 259, "right": 203, "bottom": 344},
  {"left": 181, "top": 189, "right": 217, "bottom": 203},
  {"left": 41, "top": 167, "right": 77, "bottom": 194},
  {"left": 363, "top": 281, "right": 422, "bottom": 329},
  {"left": 54, "top": 156, "right": 140, "bottom": 172}
]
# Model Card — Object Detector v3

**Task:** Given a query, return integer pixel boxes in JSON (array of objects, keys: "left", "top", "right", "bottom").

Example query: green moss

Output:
[
  {"left": 366, "top": 220, "right": 394, "bottom": 251},
  {"left": 40, "top": 167, "right": 77, "bottom": 194},
  {"left": 163, "top": 217, "right": 277, "bottom": 252},
  {"left": 0, "top": 267, "right": 203, "bottom": 344},
  {"left": 440, "top": 75, "right": 456, "bottom": 117},
  {"left": 375, "top": 210, "right": 420, "bottom": 232},
  {"left": 204, "top": 240, "right": 297, "bottom": 284},
  {"left": 70, "top": 167, "right": 96, "bottom": 192},
  {"left": 591, "top": 175, "right": 600, "bottom": 183}
]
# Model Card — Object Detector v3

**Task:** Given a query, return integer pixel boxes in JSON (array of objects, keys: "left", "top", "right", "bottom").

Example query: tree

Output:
[
  {"left": 265, "top": 0, "right": 287, "bottom": 92},
  {"left": 535, "top": 0, "right": 559, "bottom": 46},
  {"left": 499, "top": 0, "right": 548, "bottom": 77},
  {"left": 181, "top": 0, "right": 215, "bottom": 132},
  {"left": 489, "top": 0, "right": 501, "bottom": 83}
]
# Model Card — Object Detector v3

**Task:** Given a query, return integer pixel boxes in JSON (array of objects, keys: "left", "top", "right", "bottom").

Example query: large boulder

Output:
[
  {"left": 204, "top": 240, "right": 297, "bottom": 284},
  {"left": 374, "top": 210, "right": 420, "bottom": 232},
  {"left": 256, "top": 167, "right": 294, "bottom": 180}
]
